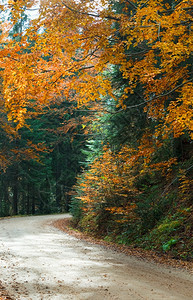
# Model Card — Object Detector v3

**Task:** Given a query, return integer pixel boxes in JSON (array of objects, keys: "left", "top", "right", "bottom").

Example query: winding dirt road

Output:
[{"left": 0, "top": 214, "right": 192, "bottom": 300}]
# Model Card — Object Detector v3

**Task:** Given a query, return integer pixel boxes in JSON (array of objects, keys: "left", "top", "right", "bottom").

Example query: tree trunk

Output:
[
  {"left": 13, "top": 175, "right": 18, "bottom": 215},
  {"left": 26, "top": 183, "right": 30, "bottom": 215},
  {"left": 31, "top": 184, "right": 35, "bottom": 215}
]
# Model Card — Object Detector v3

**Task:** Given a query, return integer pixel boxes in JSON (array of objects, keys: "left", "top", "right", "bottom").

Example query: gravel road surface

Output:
[{"left": 0, "top": 214, "right": 192, "bottom": 300}]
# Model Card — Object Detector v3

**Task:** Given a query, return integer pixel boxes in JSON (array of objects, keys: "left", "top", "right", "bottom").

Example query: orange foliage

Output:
[
  {"left": 0, "top": 1, "right": 192, "bottom": 202},
  {"left": 178, "top": 169, "right": 193, "bottom": 203},
  {"left": 0, "top": 0, "right": 192, "bottom": 140},
  {"left": 76, "top": 145, "right": 139, "bottom": 223},
  {"left": 74, "top": 135, "right": 177, "bottom": 224}
]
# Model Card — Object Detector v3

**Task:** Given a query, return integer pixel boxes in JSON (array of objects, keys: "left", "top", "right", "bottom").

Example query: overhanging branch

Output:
[{"left": 61, "top": 0, "right": 120, "bottom": 21}]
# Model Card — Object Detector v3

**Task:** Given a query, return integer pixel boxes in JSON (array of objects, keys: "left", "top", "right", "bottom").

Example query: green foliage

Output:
[
  {"left": 70, "top": 189, "right": 84, "bottom": 225},
  {"left": 70, "top": 0, "right": 193, "bottom": 258},
  {"left": 78, "top": 213, "right": 98, "bottom": 234},
  {"left": 137, "top": 206, "right": 193, "bottom": 259},
  {"left": 0, "top": 99, "right": 86, "bottom": 216},
  {"left": 162, "top": 239, "right": 178, "bottom": 251}
]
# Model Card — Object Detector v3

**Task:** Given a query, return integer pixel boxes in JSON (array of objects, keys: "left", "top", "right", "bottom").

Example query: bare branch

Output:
[
  {"left": 61, "top": 0, "right": 120, "bottom": 21},
  {"left": 51, "top": 65, "right": 95, "bottom": 86},
  {"left": 105, "top": 77, "right": 193, "bottom": 114},
  {"left": 124, "top": 78, "right": 193, "bottom": 110},
  {"left": 125, "top": 0, "right": 137, "bottom": 9}
]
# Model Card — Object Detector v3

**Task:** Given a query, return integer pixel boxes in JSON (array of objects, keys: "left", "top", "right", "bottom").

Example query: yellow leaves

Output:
[
  {"left": 105, "top": 203, "right": 137, "bottom": 223},
  {"left": 178, "top": 169, "right": 193, "bottom": 202},
  {"left": 0, "top": 22, "right": 12, "bottom": 43},
  {"left": 74, "top": 143, "right": 140, "bottom": 220},
  {"left": 0, "top": 0, "right": 192, "bottom": 146},
  {"left": 7, "top": 0, "right": 37, "bottom": 24},
  {"left": 165, "top": 81, "right": 193, "bottom": 138},
  {"left": 111, "top": 1, "right": 193, "bottom": 142},
  {"left": 150, "top": 158, "right": 177, "bottom": 178}
]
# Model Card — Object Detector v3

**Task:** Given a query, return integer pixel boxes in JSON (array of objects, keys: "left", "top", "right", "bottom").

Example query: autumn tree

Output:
[
  {"left": 1, "top": 0, "right": 192, "bottom": 143},
  {"left": 0, "top": 2, "right": 87, "bottom": 215},
  {"left": 69, "top": 0, "right": 193, "bottom": 251},
  {"left": 0, "top": 0, "right": 192, "bottom": 256}
]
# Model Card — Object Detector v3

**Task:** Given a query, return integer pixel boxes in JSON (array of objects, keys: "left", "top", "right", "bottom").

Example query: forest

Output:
[{"left": 0, "top": 0, "right": 192, "bottom": 260}]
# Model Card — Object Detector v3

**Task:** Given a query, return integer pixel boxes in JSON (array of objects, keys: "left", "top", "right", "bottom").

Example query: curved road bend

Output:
[{"left": 0, "top": 214, "right": 192, "bottom": 300}]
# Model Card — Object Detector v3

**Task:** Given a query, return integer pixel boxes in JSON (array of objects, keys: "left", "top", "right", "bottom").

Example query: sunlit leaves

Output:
[
  {"left": 0, "top": 0, "right": 192, "bottom": 215},
  {"left": 75, "top": 144, "right": 139, "bottom": 223}
]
